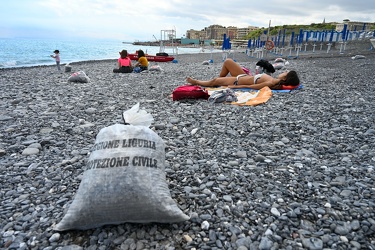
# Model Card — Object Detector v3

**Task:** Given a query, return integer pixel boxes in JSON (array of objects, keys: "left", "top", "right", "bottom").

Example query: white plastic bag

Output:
[{"left": 123, "top": 103, "right": 154, "bottom": 127}]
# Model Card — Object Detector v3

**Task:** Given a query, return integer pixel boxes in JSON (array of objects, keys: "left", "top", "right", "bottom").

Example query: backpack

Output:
[{"left": 172, "top": 85, "right": 209, "bottom": 101}]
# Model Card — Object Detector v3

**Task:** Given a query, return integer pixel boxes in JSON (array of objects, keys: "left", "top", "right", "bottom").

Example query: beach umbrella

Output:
[
  {"left": 290, "top": 32, "right": 295, "bottom": 46},
  {"left": 345, "top": 30, "right": 350, "bottom": 41},
  {"left": 341, "top": 24, "right": 347, "bottom": 40},
  {"left": 305, "top": 31, "right": 310, "bottom": 42},
  {"left": 277, "top": 30, "right": 281, "bottom": 47},
  {"left": 298, "top": 29, "right": 303, "bottom": 44},
  {"left": 329, "top": 29, "right": 334, "bottom": 43},
  {"left": 222, "top": 34, "right": 227, "bottom": 50}
]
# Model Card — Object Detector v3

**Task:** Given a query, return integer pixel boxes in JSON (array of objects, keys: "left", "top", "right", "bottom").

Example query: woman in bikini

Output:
[{"left": 187, "top": 58, "right": 300, "bottom": 90}]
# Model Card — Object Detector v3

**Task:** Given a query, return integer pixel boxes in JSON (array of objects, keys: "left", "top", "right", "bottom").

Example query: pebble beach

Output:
[{"left": 1, "top": 45, "right": 375, "bottom": 249}]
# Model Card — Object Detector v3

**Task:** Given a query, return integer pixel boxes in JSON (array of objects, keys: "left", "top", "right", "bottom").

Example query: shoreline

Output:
[
  {"left": 0, "top": 51, "right": 373, "bottom": 72},
  {"left": 1, "top": 38, "right": 374, "bottom": 70}
]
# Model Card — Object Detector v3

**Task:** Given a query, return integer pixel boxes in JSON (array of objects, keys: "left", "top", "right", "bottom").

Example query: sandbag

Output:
[
  {"left": 64, "top": 64, "right": 72, "bottom": 72},
  {"left": 68, "top": 71, "right": 90, "bottom": 83},
  {"left": 54, "top": 104, "right": 189, "bottom": 231},
  {"left": 149, "top": 65, "right": 162, "bottom": 72},
  {"left": 272, "top": 58, "right": 286, "bottom": 70}
]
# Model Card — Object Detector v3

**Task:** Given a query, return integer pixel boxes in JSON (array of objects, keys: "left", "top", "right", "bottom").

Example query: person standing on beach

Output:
[
  {"left": 50, "top": 50, "right": 61, "bottom": 71},
  {"left": 113, "top": 49, "right": 133, "bottom": 73},
  {"left": 134, "top": 50, "right": 149, "bottom": 72}
]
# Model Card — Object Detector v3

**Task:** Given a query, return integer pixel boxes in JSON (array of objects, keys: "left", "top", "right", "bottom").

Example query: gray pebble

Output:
[{"left": 22, "top": 147, "right": 39, "bottom": 155}]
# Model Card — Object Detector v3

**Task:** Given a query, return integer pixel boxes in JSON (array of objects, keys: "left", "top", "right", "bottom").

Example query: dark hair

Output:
[
  {"left": 137, "top": 50, "right": 145, "bottom": 58},
  {"left": 273, "top": 70, "right": 300, "bottom": 89},
  {"left": 120, "top": 50, "right": 128, "bottom": 59},
  {"left": 54, "top": 50, "right": 59, "bottom": 53}
]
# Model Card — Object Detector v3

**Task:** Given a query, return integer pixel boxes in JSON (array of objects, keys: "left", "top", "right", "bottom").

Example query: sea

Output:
[{"left": 0, "top": 38, "right": 221, "bottom": 68}]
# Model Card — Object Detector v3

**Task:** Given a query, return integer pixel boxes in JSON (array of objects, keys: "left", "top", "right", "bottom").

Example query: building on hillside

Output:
[
  {"left": 185, "top": 24, "right": 261, "bottom": 41},
  {"left": 186, "top": 29, "right": 205, "bottom": 40},
  {"left": 237, "top": 26, "right": 259, "bottom": 39},
  {"left": 204, "top": 25, "right": 228, "bottom": 40},
  {"left": 227, "top": 26, "right": 238, "bottom": 39},
  {"left": 336, "top": 21, "right": 372, "bottom": 32},
  {"left": 184, "top": 25, "right": 263, "bottom": 41}
]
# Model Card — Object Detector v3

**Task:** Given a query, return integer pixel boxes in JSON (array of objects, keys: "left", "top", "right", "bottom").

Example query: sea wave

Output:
[
  {"left": 0, "top": 60, "right": 18, "bottom": 67},
  {"left": 0, "top": 59, "right": 55, "bottom": 68}
]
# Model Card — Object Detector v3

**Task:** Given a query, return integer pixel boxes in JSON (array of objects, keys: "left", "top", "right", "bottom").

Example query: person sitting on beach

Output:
[
  {"left": 113, "top": 50, "right": 133, "bottom": 73},
  {"left": 134, "top": 50, "right": 149, "bottom": 71},
  {"left": 187, "top": 58, "right": 300, "bottom": 90}
]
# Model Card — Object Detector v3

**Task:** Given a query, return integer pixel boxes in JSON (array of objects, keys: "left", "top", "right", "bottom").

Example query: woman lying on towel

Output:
[{"left": 187, "top": 58, "right": 300, "bottom": 90}]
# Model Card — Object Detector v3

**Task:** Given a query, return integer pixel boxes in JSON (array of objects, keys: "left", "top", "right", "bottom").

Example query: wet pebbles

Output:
[{"left": 1, "top": 50, "right": 375, "bottom": 249}]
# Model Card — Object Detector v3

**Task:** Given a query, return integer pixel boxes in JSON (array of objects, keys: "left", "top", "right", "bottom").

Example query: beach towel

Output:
[
  {"left": 233, "top": 84, "right": 304, "bottom": 93},
  {"left": 204, "top": 84, "right": 303, "bottom": 106},
  {"left": 272, "top": 84, "right": 304, "bottom": 92},
  {"left": 231, "top": 87, "right": 272, "bottom": 106}
]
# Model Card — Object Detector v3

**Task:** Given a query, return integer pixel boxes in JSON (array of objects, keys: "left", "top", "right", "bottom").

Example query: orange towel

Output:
[{"left": 231, "top": 86, "right": 272, "bottom": 106}]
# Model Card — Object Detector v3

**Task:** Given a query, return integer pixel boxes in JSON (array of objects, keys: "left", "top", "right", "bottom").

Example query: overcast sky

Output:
[{"left": 1, "top": 0, "right": 374, "bottom": 41}]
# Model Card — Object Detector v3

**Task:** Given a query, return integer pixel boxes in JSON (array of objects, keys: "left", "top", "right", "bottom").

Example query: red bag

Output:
[{"left": 172, "top": 85, "right": 209, "bottom": 101}]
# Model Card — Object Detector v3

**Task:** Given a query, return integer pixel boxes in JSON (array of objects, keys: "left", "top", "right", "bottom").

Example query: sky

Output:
[{"left": 1, "top": 0, "right": 374, "bottom": 42}]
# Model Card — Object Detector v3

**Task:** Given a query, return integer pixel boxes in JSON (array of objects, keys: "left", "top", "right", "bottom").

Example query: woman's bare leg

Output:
[
  {"left": 187, "top": 76, "right": 236, "bottom": 87},
  {"left": 219, "top": 59, "right": 246, "bottom": 77}
]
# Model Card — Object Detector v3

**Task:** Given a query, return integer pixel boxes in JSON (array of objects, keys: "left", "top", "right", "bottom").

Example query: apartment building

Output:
[{"left": 186, "top": 24, "right": 259, "bottom": 41}]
